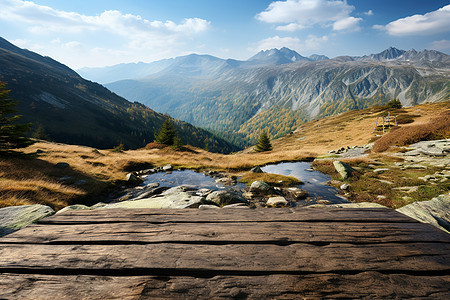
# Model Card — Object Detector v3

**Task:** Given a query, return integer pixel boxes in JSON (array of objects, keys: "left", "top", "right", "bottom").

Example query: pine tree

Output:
[
  {"left": 0, "top": 82, "right": 33, "bottom": 150},
  {"left": 154, "top": 118, "right": 177, "bottom": 145},
  {"left": 254, "top": 130, "right": 272, "bottom": 152},
  {"left": 171, "top": 135, "right": 184, "bottom": 151},
  {"left": 32, "top": 123, "right": 49, "bottom": 140}
]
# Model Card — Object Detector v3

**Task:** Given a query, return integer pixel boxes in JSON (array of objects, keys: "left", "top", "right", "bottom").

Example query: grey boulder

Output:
[{"left": 0, "top": 205, "right": 54, "bottom": 237}]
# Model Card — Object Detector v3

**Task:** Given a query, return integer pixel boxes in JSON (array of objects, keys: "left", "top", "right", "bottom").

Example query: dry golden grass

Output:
[
  {"left": 271, "top": 101, "right": 449, "bottom": 155},
  {"left": 373, "top": 110, "right": 450, "bottom": 152},
  {"left": 1, "top": 101, "right": 448, "bottom": 210}
]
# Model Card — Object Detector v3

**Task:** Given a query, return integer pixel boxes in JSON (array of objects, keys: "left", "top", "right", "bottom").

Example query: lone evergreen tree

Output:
[
  {"left": 0, "top": 82, "right": 33, "bottom": 150},
  {"left": 154, "top": 118, "right": 177, "bottom": 145},
  {"left": 254, "top": 130, "right": 272, "bottom": 152}
]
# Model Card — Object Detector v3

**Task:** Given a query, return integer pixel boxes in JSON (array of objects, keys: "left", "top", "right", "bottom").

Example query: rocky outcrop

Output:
[
  {"left": 0, "top": 205, "right": 54, "bottom": 236},
  {"left": 397, "top": 194, "right": 450, "bottom": 233},
  {"left": 103, "top": 188, "right": 205, "bottom": 209}
]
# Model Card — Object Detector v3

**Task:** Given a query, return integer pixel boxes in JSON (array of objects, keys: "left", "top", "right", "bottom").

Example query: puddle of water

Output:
[
  {"left": 261, "top": 162, "right": 348, "bottom": 204},
  {"left": 143, "top": 170, "right": 246, "bottom": 191},
  {"left": 142, "top": 162, "right": 348, "bottom": 205}
]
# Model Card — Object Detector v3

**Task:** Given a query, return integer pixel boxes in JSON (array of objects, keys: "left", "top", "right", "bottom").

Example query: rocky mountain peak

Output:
[{"left": 248, "top": 47, "right": 309, "bottom": 65}]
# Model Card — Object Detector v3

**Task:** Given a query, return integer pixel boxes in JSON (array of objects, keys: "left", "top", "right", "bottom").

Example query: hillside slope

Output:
[
  {"left": 105, "top": 48, "right": 450, "bottom": 147},
  {"left": 0, "top": 37, "right": 238, "bottom": 153}
]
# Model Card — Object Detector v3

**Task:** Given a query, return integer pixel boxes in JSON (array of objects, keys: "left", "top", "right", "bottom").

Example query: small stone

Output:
[
  {"left": 222, "top": 203, "right": 249, "bottom": 209},
  {"left": 286, "top": 187, "right": 308, "bottom": 199},
  {"left": 378, "top": 179, "right": 394, "bottom": 185},
  {"left": 250, "top": 166, "right": 264, "bottom": 173},
  {"left": 377, "top": 195, "right": 387, "bottom": 200},
  {"left": 306, "top": 168, "right": 314, "bottom": 172},
  {"left": 340, "top": 183, "right": 349, "bottom": 190},
  {"left": 126, "top": 173, "right": 143, "bottom": 185},
  {"left": 249, "top": 181, "right": 273, "bottom": 195},
  {"left": 373, "top": 168, "right": 390, "bottom": 173},
  {"left": 162, "top": 164, "right": 173, "bottom": 171},
  {"left": 206, "top": 190, "right": 248, "bottom": 207},
  {"left": 333, "top": 161, "right": 355, "bottom": 179},
  {"left": 55, "top": 162, "right": 69, "bottom": 169},
  {"left": 266, "top": 197, "right": 288, "bottom": 207},
  {"left": 215, "top": 177, "right": 235, "bottom": 186},
  {"left": 199, "top": 204, "right": 220, "bottom": 210}
]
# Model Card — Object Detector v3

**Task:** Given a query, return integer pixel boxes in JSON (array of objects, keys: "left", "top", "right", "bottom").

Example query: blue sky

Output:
[{"left": 1, "top": 0, "right": 449, "bottom": 68}]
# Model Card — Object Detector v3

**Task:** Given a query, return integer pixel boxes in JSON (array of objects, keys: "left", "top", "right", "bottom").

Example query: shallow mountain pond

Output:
[
  {"left": 143, "top": 169, "right": 246, "bottom": 191},
  {"left": 142, "top": 162, "right": 348, "bottom": 204},
  {"left": 261, "top": 162, "right": 348, "bottom": 204}
]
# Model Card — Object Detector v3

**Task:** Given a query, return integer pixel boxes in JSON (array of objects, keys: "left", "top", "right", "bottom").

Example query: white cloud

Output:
[
  {"left": 375, "top": 4, "right": 450, "bottom": 36},
  {"left": 364, "top": 10, "right": 373, "bottom": 16},
  {"left": 332, "top": 16, "right": 362, "bottom": 31},
  {"left": 254, "top": 36, "right": 303, "bottom": 52},
  {"left": 430, "top": 39, "right": 450, "bottom": 52},
  {"left": 276, "top": 23, "right": 307, "bottom": 32},
  {"left": 304, "top": 34, "right": 329, "bottom": 49},
  {"left": 0, "top": 0, "right": 211, "bottom": 67},
  {"left": 253, "top": 34, "right": 329, "bottom": 52},
  {"left": 1, "top": 0, "right": 210, "bottom": 36},
  {"left": 256, "top": 0, "right": 358, "bottom": 31},
  {"left": 0, "top": 0, "right": 210, "bottom": 42}
]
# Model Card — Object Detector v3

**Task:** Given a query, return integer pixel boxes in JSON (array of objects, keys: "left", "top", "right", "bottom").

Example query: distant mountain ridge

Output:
[
  {"left": 78, "top": 48, "right": 329, "bottom": 84},
  {"left": 0, "top": 37, "right": 238, "bottom": 153},
  {"left": 100, "top": 46, "right": 449, "bottom": 147}
]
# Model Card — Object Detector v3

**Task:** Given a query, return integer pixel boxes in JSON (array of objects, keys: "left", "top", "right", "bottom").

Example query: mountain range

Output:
[
  {"left": 82, "top": 47, "right": 450, "bottom": 147},
  {"left": 0, "top": 37, "right": 238, "bottom": 153}
]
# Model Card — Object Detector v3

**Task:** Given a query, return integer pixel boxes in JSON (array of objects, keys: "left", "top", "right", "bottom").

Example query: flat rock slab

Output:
[
  {"left": 0, "top": 204, "right": 54, "bottom": 237},
  {"left": 0, "top": 208, "right": 449, "bottom": 299}
]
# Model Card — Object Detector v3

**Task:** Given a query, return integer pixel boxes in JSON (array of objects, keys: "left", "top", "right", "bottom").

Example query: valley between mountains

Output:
[{"left": 0, "top": 36, "right": 449, "bottom": 233}]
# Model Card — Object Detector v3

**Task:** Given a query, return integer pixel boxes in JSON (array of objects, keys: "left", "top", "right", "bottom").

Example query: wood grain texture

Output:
[
  {"left": 0, "top": 207, "right": 449, "bottom": 299},
  {"left": 1, "top": 273, "right": 449, "bottom": 299},
  {"left": 36, "top": 208, "right": 418, "bottom": 224}
]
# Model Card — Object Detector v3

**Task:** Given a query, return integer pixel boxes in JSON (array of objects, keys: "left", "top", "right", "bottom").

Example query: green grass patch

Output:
[{"left": 238, "top": 172, "right": 302, "bottom": 187}]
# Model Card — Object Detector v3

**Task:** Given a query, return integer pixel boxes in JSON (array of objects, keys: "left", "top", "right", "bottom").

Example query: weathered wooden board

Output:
[
  {"left": 1, "top": 273, "right": 449, "bottom": 299},
  {"left": 0, "top": 207, "right": 449, "bottom": 299},
  {"left": 37, "top": 207, "right": 418, "bottom": 224},
  {"left": 1, "top": 242, "right": 449, "bottom": 273},
  {"left": 2, "top": 221, "right": 448, "bottom": 244}
]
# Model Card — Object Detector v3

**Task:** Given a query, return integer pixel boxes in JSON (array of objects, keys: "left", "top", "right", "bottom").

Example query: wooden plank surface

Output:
[
  {"left": 0, "top": 242, "right": 449, "bottom": 273},
  {"left": 1, "top": 273, "right": 449, "bottom": 300},
  {"left": 0, "top": 207, "right": 449, "bottom": 299},
  {"left": 2, "top": 221, "right": 448, "bottom": 244},
  {"left": 36, "top": 207, "right": 418, "bottom": 224}
]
